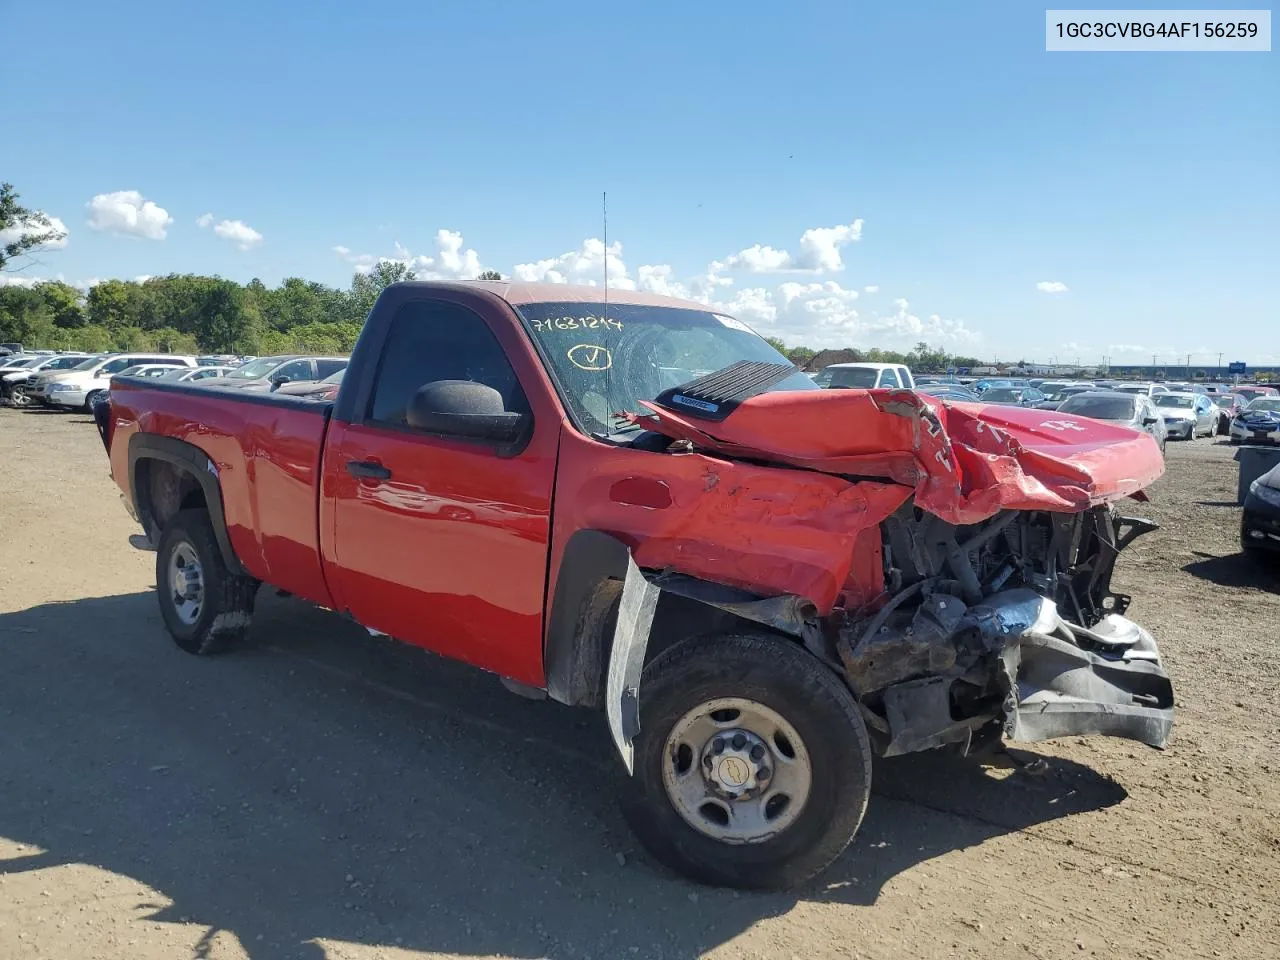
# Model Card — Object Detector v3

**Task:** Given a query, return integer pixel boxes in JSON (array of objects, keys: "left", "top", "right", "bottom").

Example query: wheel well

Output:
[
  {"left": 136, "top": 458, "right": 208, "bottom": 540},
  {"left": 558, "top": 576, "right": 794, "bottom": 710}
]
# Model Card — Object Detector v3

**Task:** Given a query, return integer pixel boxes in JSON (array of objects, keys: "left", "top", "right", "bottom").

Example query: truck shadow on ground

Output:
[{"left": 0, "top": 592, "right": 1127, "bottom": 960}]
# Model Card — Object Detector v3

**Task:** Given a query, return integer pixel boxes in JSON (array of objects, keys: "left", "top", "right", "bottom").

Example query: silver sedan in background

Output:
[
  {"left": 1152, "top": 392, "right": 1216, "bottom": 440},
  {"left": 1058, "top": 390, "right": 1167, "bottom": 454}
]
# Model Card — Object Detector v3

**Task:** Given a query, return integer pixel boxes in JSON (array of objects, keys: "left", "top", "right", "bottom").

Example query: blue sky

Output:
[{"left": 4, "top": 0, "right": 1276, "bottom": 362}]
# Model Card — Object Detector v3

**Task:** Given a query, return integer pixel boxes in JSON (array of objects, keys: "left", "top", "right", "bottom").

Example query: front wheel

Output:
[
  {"left": 155, "top": 509, "right": 258, "bottom": 654},
  {"left": 83, "top": 389, "right": 105, "bottom": 413},
  {"left": 620, "top": 633, "right": 871, "bottom": 890}
]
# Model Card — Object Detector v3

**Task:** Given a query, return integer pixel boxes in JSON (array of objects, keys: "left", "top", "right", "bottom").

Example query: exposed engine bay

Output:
[{"left": 836, "top": 503, "right": 1174, "bottom": 755}]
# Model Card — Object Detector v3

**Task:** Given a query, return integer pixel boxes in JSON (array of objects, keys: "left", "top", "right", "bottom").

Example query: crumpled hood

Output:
[{"left": 635, "top": 389, "right": 1165, "bottom": 525}]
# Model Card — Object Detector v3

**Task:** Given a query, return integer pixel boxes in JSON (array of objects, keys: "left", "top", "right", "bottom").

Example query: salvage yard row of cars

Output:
[
  {"left": 5, "top": 283, "right": 1277, "bottom": 890},
  {"left": 0, "top": 351, "right": 350, "bottom": 410}
]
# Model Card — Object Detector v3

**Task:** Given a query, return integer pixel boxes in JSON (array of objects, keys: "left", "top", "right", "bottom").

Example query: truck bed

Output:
[{"left": 105, "top": 379, "right": 336, "bottom": 606}]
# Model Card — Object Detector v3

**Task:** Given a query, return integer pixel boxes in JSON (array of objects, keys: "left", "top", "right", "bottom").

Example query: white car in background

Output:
[
  {"left": 1114, "top": 382, "right": 1170, "bottom": 398},
  {"left": 28, "top": 353, "right": 198, "bottom": 410},
  {"left": 158, "top": 365, "right": 234, "bottom": 383},
  {"left": 0, "top": 353, "right": 94, "bottom": 406},
  {"left": 1152, "top": 392, "right": 1216, "bottom": 440},
  {"left": 813, "top": 362, "right": 916, "bottom": 390}
]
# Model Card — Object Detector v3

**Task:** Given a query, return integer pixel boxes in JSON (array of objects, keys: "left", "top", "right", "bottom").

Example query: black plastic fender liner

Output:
[
  {"left": 127, "top": 433, "right": 247, "bottom": 577},
  {"left": 543, "top": 530, "right": 633, "bottom": 708}
]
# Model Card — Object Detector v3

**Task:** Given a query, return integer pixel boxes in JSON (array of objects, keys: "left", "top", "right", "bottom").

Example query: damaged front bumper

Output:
[{"left": 843, "top": 587, "right": 1174, "bottom": 757}]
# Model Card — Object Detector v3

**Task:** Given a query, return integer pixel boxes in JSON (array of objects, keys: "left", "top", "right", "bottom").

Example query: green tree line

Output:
[
  {"left": 763, "top": 337, "right": 984, "bottom": 373},
  {"left": 0, "top": 261, "right": 432, "bottom": 355}
]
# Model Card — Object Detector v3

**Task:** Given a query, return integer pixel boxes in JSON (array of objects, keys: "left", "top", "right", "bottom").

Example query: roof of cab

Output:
[{"left": 388, "top": 280, "right": 713, "bottom": 312}]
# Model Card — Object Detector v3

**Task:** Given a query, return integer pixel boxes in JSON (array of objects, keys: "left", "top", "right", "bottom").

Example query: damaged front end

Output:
[{"left": 837, "top": 503, "right": 1173, "bottom": 755}]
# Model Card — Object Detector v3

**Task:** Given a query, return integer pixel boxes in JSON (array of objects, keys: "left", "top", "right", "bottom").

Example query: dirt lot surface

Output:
[{"left": 2, "top": 407, "right": 1278, "bottom": 960}]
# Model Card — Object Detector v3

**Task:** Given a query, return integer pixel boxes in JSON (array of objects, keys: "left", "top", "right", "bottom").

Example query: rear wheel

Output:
[
  {"left": 155, "top": 509, "right": 258, "bottom": 654},
  {"left": 621, "top": 632, "right": 871, "bottom": 890}
]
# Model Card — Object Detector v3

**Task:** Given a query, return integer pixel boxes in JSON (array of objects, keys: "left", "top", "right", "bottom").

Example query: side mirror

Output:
[
  {"left": 406, "top": 380, "right": 529, "bottom": 444},
  {"left": 1143, "top": 417, "right": 1158, "bottom": 426},
  {"left": 270, "top": 376, "right": 290, "bottom": 389}
]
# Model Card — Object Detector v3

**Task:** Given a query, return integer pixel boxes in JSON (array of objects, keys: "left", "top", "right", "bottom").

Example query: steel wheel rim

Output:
[
  {"left": 662, "top": 696, "right": 812, "bottom": 845},
  {"left": 168, "top": 541, "right": 204, "bottom": 625}
]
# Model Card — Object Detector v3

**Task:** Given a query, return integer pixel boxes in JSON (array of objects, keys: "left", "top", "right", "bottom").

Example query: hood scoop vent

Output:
[{"left": 654, "top": 360, "right": 796, "bottom": 422}]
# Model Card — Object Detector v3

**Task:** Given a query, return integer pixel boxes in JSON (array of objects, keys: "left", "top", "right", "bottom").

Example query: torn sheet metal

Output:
[{"left": 629, "top": 388, "right": 1166, "bottom": 526}]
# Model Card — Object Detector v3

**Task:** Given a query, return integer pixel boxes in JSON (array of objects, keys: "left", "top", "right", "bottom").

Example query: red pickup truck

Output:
[{"left": 98, "top": 281, "right": 1174, "bottom": 890}]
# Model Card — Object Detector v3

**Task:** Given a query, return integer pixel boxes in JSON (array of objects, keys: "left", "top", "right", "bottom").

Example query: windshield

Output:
[
  {"left": 1059, "top": 395, "right": 1136, "bottom": 420},
  {"left": 1114, "top": 385, "right": 1147, "bottom": 395},
  {"left": 1154, "top": 395, "right": 1195, "bottom": 409},
  {"left": 1245, "top": 398, "right": 1280, "bottom": 414},
  {"left": 983, "top": 388, "right": 1021, "bottom": 402},
  {"left": 2, "top": 357, "right": 37, "bottom": 368},
  {"left": 227, "top": 357, "right": 285, "bottom": 379},
  {"left": 159, "top": 368, "right": 191, "bottom": 380},
  {"left": 320, "top": 369, "right": 346, "bottom": 384},
  {"left": 826, "top": 367, "right": 878, "bottom": 388},
  {"left": 515, "top": 301, "right": 814, "bottom": 433}
]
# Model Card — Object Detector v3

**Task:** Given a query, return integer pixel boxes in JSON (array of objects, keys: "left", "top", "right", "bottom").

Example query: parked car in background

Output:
[
  {"left": 158, "top": 366, "right": 234, "bottom": 383},
  {"left": 1242, "top": 461, "right": 1280, "bottom": 559},
  {"left": 209, "top": 355, "right": 348, "bottom": 393},
  {"left": 0, "top": 342, "right": 23, "bottom": 356},
  {"left": 1, "top": 354, "right": 94, "bottom": 406},
  {"left": 813, "top": 362, "right": 915, "bottom": 390},
  {"left": 1232, "top": 385, "right": 1279, "bottom": 405},
  {"left": 979, "top": 386, "right": 1046, "bottom": 406},
  {"left": 1114, "top": 382, "right": 1169, "bottom": 398},
  {"left": 27, "top": 353, "right": 198, "bottom": 411},
  {"left": 1229, "top": 398, "right": 1280, "bottom": 445},
  {"left": 1032, "top": 384, "right": 1096, "bottom": 410},
  {"left": 1058, "top": 391, "right": 1167, "bottom": 453},
  {"left": 273, "top": 368, "right": 346, "bottom": 401},
  {"left": 1152, "top": 392, "right": 1216, "bottom": 440},
  {"left": 916, "top": 382, "right": 978, "bottom": 402},
  {"left": 1212, "top": 393, "right": 1248, "bottom": 434},
  {"left": 116, "top": 364, "right": 186, "bottom": 381}
]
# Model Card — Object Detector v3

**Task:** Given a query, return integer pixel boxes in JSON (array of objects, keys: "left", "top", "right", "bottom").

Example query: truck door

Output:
[{"left": 320, "top": 296, "right": 558, "bottom": 687}]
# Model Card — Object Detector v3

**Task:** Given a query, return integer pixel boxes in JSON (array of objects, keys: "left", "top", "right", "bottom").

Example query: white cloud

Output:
[
  {"left": 86, "top": 190, "right": 172, "bottom": 240},
  {"left": 135, "top": 274, "right": 153, "bottom": 283},
  {"left": 212, "top": 219, "right": 264, "bottom": 251},
  {"left": 329, "top": 218, "right": 976, "bottom": 350},
  {"left": 195, "top": 213, "right": 214, "bottom": 228},
  {"left": 514, "top": 237, "right": 634, "bottom": 289},
  {"left": 0, "top": 215, "right": 69, "bottom": 251},
  {"left": 706, "top": 220, "right": 864, "bottom": 286},
  {"left": 0, "top": 274, "right": 45, "bottom": 288},
  {"left": 1036, "top": 280, "right": 1068, "bottom": 294},
  {"left": 338, "top": 230, "right": 486, "bottom": 280},
  {"left": 795, "top": 220, "right": 863, "bottom": 271}
]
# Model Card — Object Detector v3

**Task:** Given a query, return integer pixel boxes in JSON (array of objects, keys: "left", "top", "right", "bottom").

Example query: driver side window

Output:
[{"left": 369, "top": 300, "right": 528, "bottom": 427}]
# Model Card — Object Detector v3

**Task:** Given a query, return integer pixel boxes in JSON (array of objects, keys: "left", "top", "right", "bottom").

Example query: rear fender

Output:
[{"left": 127, "top": 433, "right": 246, "bottom": 576}]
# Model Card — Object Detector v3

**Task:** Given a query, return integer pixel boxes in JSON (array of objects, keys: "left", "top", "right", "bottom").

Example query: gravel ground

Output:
[{"left": 1, "top": 407, "right": 1277, "bottom": 960}]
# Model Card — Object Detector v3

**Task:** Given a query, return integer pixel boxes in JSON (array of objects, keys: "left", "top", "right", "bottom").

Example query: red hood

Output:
[{"left": 634, "top": 389, "right": 1164, "bottom": 525}]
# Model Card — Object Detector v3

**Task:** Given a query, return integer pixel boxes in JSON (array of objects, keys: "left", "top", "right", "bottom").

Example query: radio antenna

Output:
[{"left": 602, "top": 190, "right": 612, "bottom": 437}]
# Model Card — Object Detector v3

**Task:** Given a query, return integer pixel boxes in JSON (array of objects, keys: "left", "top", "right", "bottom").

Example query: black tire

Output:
[
  {"left": 155, "top": 509, "right": 258, "bottom": 655},
  {"left": 83, "top": 389, "right": 105, "bottom": 413},
  {"left": 620, "top": 632, "right": 871, "bottom": 890}
]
